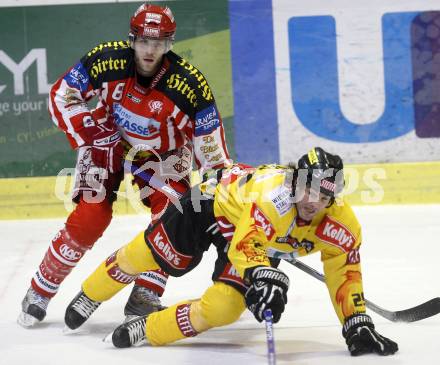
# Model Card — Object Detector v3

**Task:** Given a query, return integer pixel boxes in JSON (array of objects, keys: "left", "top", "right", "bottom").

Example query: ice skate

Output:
[
  {"left": 64, "top": 290, "right": 101, "bottom": 330},
  {"left": 17, "top": 287, "right": 51, "bottom": 328},
  {"left": 110, "top": 315, "right": 148, "bottom": 348},
  {"left": 124, "top": 285, "right": 166, "bottom": 322}
]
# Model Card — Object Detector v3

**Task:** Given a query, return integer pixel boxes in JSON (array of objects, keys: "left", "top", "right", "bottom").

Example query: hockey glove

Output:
[
  {"left": 244, "top": 266, "right": 290, "bottom": 323},
  {"left": 80, "top": 118, "right": 124, "bottom": 173},
  {"left": 342, "top": 313, "right": 398, "bottom": 356}
]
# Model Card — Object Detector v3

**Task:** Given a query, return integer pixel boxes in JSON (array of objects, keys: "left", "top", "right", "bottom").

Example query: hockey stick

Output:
[
  {"left": 283, "top": 257, "right": 440, "bottom": 323},
  {"left": 123, "top": 159, "right": 185, "bottom": 213},
  {"left": 263, "top": 309, "right": 276, "bottom": 365},
  {"left": 124, "top": 160, "right": 183, "bottom": 201}
]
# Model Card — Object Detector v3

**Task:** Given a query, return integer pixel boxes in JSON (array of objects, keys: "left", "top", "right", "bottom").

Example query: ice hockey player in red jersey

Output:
[
  {"left": 64, "top": 147, "right": 398, "bottom": 357},
  {"left": 17, "top": 2, "right": 231, "bottom": 327}
]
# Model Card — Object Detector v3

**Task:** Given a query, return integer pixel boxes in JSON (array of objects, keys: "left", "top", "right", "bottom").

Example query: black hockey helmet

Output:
[{"left": 296, "top": 147, "right": 344, "bottom": 197}]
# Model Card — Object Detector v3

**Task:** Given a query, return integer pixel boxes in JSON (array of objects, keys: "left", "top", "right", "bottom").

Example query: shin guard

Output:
[
  {"left": 145, "top": 282, "right": 246, "bottom": 346},
  {"left": 83, "top": 231, "right": 159, "bottom": 302},
  {"left": 30, "top": 199, "right": 112, "bottom": 298},
  {"left": 146, "top": 302, "right": 198, "bottom": 346},
  {"left": 31, "top": 229, "right": 88, "bottom": 298},
  {"left": 82, "top": 250, "right": 139, "bottom": 302}
]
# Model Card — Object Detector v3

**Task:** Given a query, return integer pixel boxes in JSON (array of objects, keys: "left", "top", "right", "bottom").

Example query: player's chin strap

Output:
[{"left": 278, "top": 254, "right": 440, "bottom": 323}]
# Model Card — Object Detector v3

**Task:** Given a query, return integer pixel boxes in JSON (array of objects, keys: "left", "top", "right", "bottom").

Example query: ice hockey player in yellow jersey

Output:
[{"left": 64, "top": 147, "right": 398, "bottom": 356}]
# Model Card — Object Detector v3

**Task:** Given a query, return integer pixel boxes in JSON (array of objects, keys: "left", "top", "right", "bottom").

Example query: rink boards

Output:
[{"left": 1, "top": 161, "right": 439, "bottom": 219}]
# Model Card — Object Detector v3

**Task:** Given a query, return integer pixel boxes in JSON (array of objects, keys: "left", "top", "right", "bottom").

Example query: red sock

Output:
[
  {"left": 135, "top": 269, "right": 169, "bottom": 296},
  {"left": 31, "top": 198, "right": 112, "bottom": 298}
]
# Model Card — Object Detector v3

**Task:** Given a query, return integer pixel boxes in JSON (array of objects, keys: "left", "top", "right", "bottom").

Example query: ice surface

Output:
[{"left": 1, "top": 205, "right": 439, "bottom": 364}]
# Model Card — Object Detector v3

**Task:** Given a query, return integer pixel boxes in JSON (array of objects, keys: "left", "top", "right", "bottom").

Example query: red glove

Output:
[{"left": 80, "top": 118, "right": 124, "bottom": 173}]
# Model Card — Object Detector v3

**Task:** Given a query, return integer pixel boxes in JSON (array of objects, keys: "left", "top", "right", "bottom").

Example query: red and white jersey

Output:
[{"left": 49, "top": 40, "right": 231, "bottom": 172}]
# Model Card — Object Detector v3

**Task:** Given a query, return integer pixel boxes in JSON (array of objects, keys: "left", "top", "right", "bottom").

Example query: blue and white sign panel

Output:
[{"left": 230, "top": 0, "right": 440, "bottom": 164}]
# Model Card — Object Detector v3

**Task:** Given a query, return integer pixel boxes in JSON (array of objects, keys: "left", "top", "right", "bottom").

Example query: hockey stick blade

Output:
[
  {"left": 367, "top": 297, "right": 440, "bottom": 323},
  {"left": 281, "top": 257, "right": 440, "bottom": 323}
]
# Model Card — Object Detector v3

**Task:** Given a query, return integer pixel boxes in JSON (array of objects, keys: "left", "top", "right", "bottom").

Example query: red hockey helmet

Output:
[{"left": 129, "top": 3, "right": 176, "bottom": 41}]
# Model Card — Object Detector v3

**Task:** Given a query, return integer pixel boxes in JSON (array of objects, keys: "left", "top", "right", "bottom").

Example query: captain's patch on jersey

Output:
[
  {"left": 251, "top": 203, "right": 275, "bottom": 240},
  {"left": 195, "top": 105, "right": 220, "bottom": 136},
  {"left": 315, "top": 215, "right": 356, "bottom": 252}
]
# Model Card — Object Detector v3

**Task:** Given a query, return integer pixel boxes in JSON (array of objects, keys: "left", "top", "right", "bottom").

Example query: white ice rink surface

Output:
[{"left": 1, "top": 205, "right": 439, "bottom": 365}]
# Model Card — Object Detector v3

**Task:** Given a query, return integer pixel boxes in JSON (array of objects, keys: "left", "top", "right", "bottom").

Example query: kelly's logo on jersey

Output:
[
  {"left": 195, "top": 105, "right": 220, "bottom": 136},
  {"left": 316, "top": 216, "right": 355, "bottom": 252},
  {"left": 251, "top": 204, "right": 275, "bottom": 240}
]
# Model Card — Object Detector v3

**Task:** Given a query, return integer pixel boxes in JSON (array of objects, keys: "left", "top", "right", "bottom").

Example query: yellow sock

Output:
[
  {"left": 145, "top": 282, "right": 246, "bottom": 346},
  {"left": 82, "top": 254, "right": 137, "bottom": 302},
  {"left": 146, "top": 301, "right": 197, "bottom": 346},
  {"left": 82, "top": 231, "right": 160, "bottom": 302}
]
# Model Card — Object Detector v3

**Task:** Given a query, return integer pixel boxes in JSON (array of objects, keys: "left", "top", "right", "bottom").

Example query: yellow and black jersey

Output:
[{"left": 213, "top": 164, "right": 365, "bottom": 323}]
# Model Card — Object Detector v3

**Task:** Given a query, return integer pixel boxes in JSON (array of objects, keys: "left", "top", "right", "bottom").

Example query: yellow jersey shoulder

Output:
[{"left": 250, "top": 167, "right": 296, "bottom": 237}]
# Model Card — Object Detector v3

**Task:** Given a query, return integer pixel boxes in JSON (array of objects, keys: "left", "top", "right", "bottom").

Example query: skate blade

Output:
[
  {"left": 62, "top": 325, "right": 89, "bottom": 335},
  {"left": 123, "top": 315, "right": 138, "bottom": 323},
  {"left": 17, "top": 312, "right": 39, "bottom": 328},
  {"left": 103, "top": 331, "right": 114, "bottom": 343}
]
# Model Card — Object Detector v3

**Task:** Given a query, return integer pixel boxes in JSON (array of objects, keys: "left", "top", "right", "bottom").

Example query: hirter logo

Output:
[
  {"left": 251, "top": 204, "right": 275, "bottom": 240},
  {"left": 316, "top": 216, "right": 356, "bottom": 252},
  {"left": 147, "top": 223, "right": 192, "bottom": 270}
]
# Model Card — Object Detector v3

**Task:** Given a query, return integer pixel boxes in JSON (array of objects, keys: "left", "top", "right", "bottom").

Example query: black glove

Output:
[
  {"left": 244, "top": 266, "right": 290, "bottom": 323},
  {"left": 342, "top": 313, "right": 398, "bottom": 356}
]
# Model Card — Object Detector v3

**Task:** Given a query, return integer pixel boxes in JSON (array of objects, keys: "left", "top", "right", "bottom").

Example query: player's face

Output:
[
  {"left": 133, "top": 37, "right": 170, "bottom": 76},
  {"left": 295, "top": 188, "right": 331, "bottom": 221}
]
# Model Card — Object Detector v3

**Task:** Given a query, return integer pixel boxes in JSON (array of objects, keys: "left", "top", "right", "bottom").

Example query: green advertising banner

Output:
[{"left": 0, "top": 1, "right": 233, "bottom": 178}]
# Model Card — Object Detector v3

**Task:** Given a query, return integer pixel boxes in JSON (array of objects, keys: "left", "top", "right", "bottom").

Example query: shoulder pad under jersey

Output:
[
  {"left": 158, "top": 51, "right": 216, "bottom": 118},
  {"left": 80, "top": 40, "right": 134, "bottom": 89}
]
